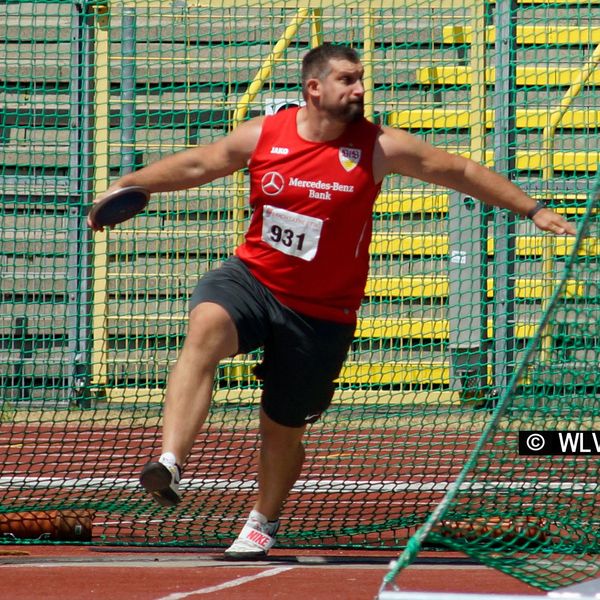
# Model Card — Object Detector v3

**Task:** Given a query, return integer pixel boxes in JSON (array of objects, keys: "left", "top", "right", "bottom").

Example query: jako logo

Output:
[
  {"left": 270, "top": 146, "right": 289, "bottom": 155},
  {"left": 261, "top": 171, "right": 285, "bottom": 196}
]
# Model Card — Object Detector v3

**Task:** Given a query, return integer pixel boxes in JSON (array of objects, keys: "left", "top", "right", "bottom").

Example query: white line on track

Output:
[{"left": 154, "top": 566, "right": 294, "bottom": 599}]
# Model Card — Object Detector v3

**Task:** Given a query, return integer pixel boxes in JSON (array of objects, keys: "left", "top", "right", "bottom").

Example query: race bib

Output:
[{"left": 262, "top": 205, "right": 323, "bottom": 261}]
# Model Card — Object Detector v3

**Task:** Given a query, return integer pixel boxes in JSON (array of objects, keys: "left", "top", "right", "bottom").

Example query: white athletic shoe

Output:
[{"left": 224, "top": 513, "right": 280, "bottom": 560}]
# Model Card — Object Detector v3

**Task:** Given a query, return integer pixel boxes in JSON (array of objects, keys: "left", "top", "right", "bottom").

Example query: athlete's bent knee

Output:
[{"left": 186, "top": 302, "right": 238, "bottom": 359}]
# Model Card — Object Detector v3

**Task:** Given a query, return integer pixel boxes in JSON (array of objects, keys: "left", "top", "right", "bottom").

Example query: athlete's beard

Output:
[{"left": 326, "top": 99, "right": 364, "bottom": 123}]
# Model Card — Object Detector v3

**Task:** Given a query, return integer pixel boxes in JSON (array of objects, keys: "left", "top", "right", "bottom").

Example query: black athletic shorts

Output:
[{"left": 189, "top": 257, "right": 356, "bottom": 428}]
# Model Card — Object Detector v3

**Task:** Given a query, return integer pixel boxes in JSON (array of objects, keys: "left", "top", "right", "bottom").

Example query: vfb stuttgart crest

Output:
[{"left": 338, "top": 147, "right": 362, "bottom": 172}]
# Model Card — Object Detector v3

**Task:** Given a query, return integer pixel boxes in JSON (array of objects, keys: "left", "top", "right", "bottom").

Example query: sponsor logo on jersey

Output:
[
  {"left": 339, "top": 147, "right": 361, "bottom": 172},
  {"left": 261, "top": 171, "right": 285, "bottom": 196},
  {"left": 270, "top": 146, "right": 289, "bottom": 155},
  {"left": 288, "top": 177, "right": 354, "bottom": 196}
]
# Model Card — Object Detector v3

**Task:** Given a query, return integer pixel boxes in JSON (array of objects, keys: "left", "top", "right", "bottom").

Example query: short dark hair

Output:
[{"left": 301, "top": 44, "right": 361, "bottom": 97}]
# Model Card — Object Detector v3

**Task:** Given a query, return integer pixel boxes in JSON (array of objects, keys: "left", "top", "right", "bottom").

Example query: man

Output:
[{"left": 88, "top": 44, "right": 575, "bottom": 559}]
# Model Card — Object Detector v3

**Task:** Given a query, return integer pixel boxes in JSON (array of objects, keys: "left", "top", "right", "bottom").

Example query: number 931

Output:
[{"left": 269, "top": 225, "right": 305, "bottom": 250}]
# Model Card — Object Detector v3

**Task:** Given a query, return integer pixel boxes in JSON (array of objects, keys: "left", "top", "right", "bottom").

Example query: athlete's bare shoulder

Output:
[
  {"left": 375, "top": 124, "right": 428, "bottom": 158},
  {"left": 372, "top": 126, "right": 414, "bottom": 182},
  {"left": 373, "top": 125, "right": 459, "bottom": 183},
  {"left": 222, "top": 115, "right": 266, "bottom": 156}
]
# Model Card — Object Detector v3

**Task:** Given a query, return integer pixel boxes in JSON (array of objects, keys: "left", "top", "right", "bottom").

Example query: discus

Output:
[{"left": 89, "top": 185, "right": 150, "bottom": 227}]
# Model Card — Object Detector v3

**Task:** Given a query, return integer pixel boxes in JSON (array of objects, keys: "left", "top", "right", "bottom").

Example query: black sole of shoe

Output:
[
  {"left": 140, "top": 462, "right": 181, "bottom": 507},
  {"left": 149, "top": 490, "right": 180, "bottom": 508}
]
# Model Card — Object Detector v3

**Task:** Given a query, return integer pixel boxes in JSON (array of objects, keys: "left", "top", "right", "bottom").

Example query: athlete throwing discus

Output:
[{"left": 88, "top": 44, "right": 575, "bottom": 559}]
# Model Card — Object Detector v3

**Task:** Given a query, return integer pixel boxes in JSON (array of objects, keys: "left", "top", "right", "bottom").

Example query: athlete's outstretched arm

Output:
[
  {"left": 87, "top": 117, "right": 263, "bottom": 231},
  {"left": 374, "top": 126, "right": 576, "bottom": 236},
  {"left": 117, "top": 117, "right": 262, "bottom": 192}
]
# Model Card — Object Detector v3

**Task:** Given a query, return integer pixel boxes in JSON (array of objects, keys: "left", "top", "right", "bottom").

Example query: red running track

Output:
[{"left": 0, "top": 545, "right": 545, "bottom": 600}]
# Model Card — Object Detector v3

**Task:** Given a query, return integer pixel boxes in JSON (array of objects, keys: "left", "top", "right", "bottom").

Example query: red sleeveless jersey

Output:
[{"left": 236, "top": 107, "right": 382, "bottom": 323}]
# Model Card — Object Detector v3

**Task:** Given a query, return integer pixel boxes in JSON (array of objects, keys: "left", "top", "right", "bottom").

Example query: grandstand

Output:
[{"left": 1, "top": 0, "right": 597, "bottom": 403}]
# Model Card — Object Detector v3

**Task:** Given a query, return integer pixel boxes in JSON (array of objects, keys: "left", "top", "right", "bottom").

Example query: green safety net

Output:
[
  {"left": 1, "top": 0, "right": 598, "bottom": 592},
  {"left": 381, "top": 181, "right": 599, "bottom": 593}
]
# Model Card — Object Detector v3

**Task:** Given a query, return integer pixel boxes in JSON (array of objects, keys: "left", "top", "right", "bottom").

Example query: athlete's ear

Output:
[{"left": 305, "top": 77, "right": 321, "bottom": 100}]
